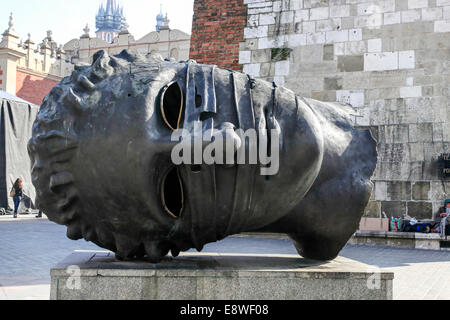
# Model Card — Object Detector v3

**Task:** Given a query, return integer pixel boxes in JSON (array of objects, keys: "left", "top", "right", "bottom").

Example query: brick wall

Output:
[
  {"left": 238, "top": 0, "right": 450, "bottom": 220},
  {"left": 16, "top": 70, "right": 59, "bottom": 106},
  {"left": 190, "top": 0, "right": 248, "bottom": 71}
]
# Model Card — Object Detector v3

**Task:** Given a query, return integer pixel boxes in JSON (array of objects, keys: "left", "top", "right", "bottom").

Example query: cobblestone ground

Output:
[{"left": 0, "top": 218, "right": 449, "bottom": 300}]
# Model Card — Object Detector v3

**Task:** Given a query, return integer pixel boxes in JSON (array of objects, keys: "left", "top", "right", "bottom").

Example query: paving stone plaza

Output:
[{"left": 0, "top": 217, "right": 449, "bottom": 300}]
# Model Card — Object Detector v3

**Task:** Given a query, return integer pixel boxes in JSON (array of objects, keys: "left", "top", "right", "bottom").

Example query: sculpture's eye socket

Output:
[
  {"left": 161, "top": 167, "right": 184, "bottom": 219},
  {"left": 160, "top": 81, "right": 184, "bottom": 131}
]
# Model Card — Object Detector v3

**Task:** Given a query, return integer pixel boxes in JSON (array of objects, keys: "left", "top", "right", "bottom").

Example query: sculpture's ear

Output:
[
  {"left": 92, "top": 50, "right": 109, "bottom": 65},
  {"left": 160, "top": 81, "right": 184, "bottom": 131},
  {"left": 116, "top": 49, "right": 135, "bottom": 62}
]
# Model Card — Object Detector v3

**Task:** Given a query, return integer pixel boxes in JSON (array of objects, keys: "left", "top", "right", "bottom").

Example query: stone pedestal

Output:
[
  {"left": 50, "top": 251, "right": 394, "bottom": 300},
  {"left": 350, "top": 230, "right": 448, "bottom": 250}
]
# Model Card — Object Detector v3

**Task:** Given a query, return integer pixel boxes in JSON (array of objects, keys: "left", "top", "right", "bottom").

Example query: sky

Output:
[{"left": 0, "top": 0, "right": 195, "bottom": 44}]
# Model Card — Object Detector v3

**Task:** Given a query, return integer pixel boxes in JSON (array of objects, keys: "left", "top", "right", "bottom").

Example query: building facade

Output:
[
  {"left": 190, "top": 0, "right": 450, "bottom": 220},
  {"left": 0, "top": 14, "right": 73, "bottom": 105},
  {"left": 0, "top": 2, "right": 191, "bottom": 105},
  {"left": 63, "top": 25, "right": 190, "bottom": 66},
  {"left": 64, "top": 1, "right": 190, "bottom": 66}
]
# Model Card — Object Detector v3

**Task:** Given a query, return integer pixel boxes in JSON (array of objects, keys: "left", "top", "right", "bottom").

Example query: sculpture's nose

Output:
[
  {"left": 208, "top": 122, "right": 242, "bottom": 165},
  {"left": 169, "top": 122, "right": 242, "bottom": 167}
]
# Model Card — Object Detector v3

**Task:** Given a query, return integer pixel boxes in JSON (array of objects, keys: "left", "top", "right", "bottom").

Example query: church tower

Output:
[
  {"left": 95, "top": 0, "right": 127, "bottom": 43},
  {"left": 156, "top": 6, "right": 170, "bottom": 32}
]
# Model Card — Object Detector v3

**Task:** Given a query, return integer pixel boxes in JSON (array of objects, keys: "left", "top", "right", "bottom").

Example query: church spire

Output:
[
  {"left": 95, "top": 0, "right": 127, "bottom": 43},
  {"left": 105, "top": 0, "right": 116, "bottom": 15},
  {"left": 156, "top": 5, "right": 170, "bottom": 32}
]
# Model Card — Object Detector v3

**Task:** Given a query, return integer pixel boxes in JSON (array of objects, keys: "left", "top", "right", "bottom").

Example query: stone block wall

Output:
[
  {"left": 190, "top": 0, "right": 248, "bottom": 70},
  {"left": 237, "top": 0, "right": 450, "bottom": 219},
  {"left": 188, "top": 0, "right": 450, "bottom": 219}
]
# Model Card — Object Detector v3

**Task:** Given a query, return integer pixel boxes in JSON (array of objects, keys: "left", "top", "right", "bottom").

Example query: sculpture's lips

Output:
[
  {"left": 176, "top": 164, "right": 219, "bottom": 251},
  {"left": 159, "top": 163, "right": 220, "bottom": 252}
]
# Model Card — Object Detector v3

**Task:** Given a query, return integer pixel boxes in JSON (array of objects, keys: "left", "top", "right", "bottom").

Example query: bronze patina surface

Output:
[{"left": 28, "top": 50, "right": 377, "bottom": 262}]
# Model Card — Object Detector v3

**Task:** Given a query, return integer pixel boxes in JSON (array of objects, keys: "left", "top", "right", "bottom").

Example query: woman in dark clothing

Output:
[{"left": 10, "top": 178, "right": 23, "bottom": 218}]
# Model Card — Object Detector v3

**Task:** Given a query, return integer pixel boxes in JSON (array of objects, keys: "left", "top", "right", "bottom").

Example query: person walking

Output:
[
  {"left": 9, "top": 178, "right": 24, "bottom": 219},
  {"left": 442, "top": 199, "right": 450, "bottom": 237}
]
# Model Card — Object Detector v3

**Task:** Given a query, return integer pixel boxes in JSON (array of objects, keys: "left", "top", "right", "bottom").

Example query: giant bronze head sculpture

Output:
[{"left": 28, "top": 50, "right": 377, "bottom": 262}]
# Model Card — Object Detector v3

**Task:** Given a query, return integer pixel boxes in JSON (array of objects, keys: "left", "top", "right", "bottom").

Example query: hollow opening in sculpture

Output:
[
  {"left": 161, "top": 81, "right": 184, "bottom": 131},
  {"left": 161, "top": 167, "right": 184, "bottom": 219},
  {"left": 195, "top": 87, "right": 202, "bottom": 108}
]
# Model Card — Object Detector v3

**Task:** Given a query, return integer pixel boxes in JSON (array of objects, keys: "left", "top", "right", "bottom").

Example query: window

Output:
[{"left": 170, "top": 48, "right": 179, "bottom": 61}]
